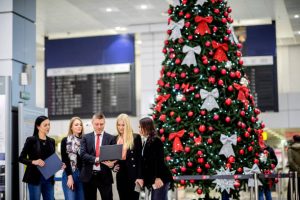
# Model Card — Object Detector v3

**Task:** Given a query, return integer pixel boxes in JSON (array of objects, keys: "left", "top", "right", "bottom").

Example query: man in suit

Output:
[{"left": 80, "top": 113, "right": 116, "bottom": 200}]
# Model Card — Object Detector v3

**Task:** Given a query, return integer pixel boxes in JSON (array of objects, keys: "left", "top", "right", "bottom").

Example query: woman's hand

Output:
[
  {"left": 154, "top": 178, "right": 164, "bottom": 189},
  {"left": 135, "top": 179, "right": 144, "bottom": 187},
  {"left": 67, "top": 175, "right": 74, "bottom": 190},
  {"left": 113, "top": 164, "right": 120, "bottom": 172},
  {"left": 32, "top": 159, "right": 45, "bottom": 167}
]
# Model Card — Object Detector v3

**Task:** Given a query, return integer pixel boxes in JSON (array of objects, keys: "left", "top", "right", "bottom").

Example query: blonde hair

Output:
[
  {"left": 116, "top": 113, "right": 134, "bottom": 150},
  {"left": 67, "top": 117, "right": 84, "bottom": 136}
]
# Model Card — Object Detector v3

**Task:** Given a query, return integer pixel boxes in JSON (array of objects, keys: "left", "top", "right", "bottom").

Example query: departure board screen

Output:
[{"left": 46, "top": 64, "right": 136, "bottom": 119}]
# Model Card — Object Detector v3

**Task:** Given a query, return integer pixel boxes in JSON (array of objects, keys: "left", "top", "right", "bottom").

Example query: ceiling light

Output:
[
  {"left": 140, "top": 5, "right": 148, "bottom": 10},
  {"left": 115, "top": 27, "right": 127, "bottom": 31},
  {"left": 294, "top": 14, "right": 299, "bottom": 19},
  {"left": 297, "top": 31, "right": 300, "bottom": 35},
  {"left": 106, "top": 8, "right": 112, "bottom": 12},
  {"left": 136, "top": 40, "right": 142, "bottom": 45}
]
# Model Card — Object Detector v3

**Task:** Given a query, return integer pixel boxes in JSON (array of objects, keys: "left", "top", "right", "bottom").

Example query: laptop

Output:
[{"left": 99, "top": 144, "right": 123, "bottom": 161}]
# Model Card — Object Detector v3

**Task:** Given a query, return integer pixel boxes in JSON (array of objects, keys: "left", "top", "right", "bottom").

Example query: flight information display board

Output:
[
  {"left": 46, "top": 64, "right": 135, "bottom": 119},
  {"left": 243, "top": 56, "right": 278, "bottom": 112}
]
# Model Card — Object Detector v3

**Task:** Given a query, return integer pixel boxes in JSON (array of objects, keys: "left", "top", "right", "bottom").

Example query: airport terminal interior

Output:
[{"left": 1, "top": 0, "right": 300, "bottom": 199}]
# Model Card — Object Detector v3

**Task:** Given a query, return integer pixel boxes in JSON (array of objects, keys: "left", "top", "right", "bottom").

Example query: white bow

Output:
[
  {"left": 243, "top": 164, "right": 262, "bottom": 187},
  {"left": 228, "top": 25, "right": 239, "bottom": 44},
  {"left": 219, "top": 134, "right": 237, "bottom": 158},
  {"left": 182, "top": 45, "right": 201, "bottom": 67},
  {"left": 172, "top": 0, "right": 180, "bottom": 6},
  {"left": 195, "top": 0, "right": 206, "bottom": 6},
  {"left": 168, "top": 19, "right": 184, "bottom": 41},
  {"left": 200, "top": 88, "right": 219, "bottom": 111}
]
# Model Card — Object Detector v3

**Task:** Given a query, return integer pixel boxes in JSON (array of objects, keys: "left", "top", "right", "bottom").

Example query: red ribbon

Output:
[
  {"left": 194, "top": 16, "right": 213, "bottom": 36},
  {"left": 181, "top": 83, "right": 190, "bottom": 93},
  {"left": 169, "top": 129, "right": 185, "bottom": 152},
  {"left": 233, "top": 83, "right": 249, "bottom": 108},
  {"left": 155, "top": 94, "right": 171, "bottom": 112},
  {"left": 212, "top": 41, "right": 228, "bottom": 62}
]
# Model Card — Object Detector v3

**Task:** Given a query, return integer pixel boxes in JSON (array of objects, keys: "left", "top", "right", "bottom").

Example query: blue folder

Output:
[{"left": 37, "top": 153, "right": 62, "bottom": 179}]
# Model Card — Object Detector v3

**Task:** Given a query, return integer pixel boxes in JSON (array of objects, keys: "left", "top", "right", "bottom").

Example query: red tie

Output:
[{"left": 95, "top": 134, "right": 101, "bottom": 166}]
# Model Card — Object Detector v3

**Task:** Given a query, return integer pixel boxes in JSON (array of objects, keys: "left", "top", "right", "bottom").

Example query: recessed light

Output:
[
  {"left": 106, "top": 8, "right": 112, "bottom": 12},
  {"left": 140, "top": 4, "right": 148, "bottom": 10},
  {"left": 294, "top": 14, "right": 299, "bottom": 19},
  {"left": 115, "top": 27, "right": 127, "bottom": 31},
  {"left": 297, "top": 31, "right": 300, "bottom": 35}
]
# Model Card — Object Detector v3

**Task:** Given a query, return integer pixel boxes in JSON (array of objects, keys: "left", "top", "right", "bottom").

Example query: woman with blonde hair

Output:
[
  {"left": 114, "top": 113, "right": 143, "bottom": 200},
  {"left": 61, "top": 117, "right": 85, "bottom": 200}
]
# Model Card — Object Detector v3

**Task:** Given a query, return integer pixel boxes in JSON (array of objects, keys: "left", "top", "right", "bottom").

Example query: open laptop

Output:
[{"left": 99, "top": 144, "right": 123, "bottom": 161}]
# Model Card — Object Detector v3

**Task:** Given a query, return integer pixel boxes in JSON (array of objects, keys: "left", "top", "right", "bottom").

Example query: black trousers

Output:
[
  {"left": 83, "top": 172, "right": 113, "bottom": 200},
  {"left": 116, "top": 171, "right": 139, "bottom": 200}
]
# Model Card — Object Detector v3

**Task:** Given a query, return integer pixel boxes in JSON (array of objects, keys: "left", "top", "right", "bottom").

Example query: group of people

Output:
[{"left": 19, "top": 113, "right": 173, "bottom": 200}]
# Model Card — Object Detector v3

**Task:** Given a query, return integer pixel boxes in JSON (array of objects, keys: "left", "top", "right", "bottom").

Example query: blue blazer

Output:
[{"left": 79, "top": 131, "right": 116, "bottom": 183}]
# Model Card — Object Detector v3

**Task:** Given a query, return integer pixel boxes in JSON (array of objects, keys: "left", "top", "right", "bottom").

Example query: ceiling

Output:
[{"left": 36, "top": 0, "right": 300, "bottom": 43}]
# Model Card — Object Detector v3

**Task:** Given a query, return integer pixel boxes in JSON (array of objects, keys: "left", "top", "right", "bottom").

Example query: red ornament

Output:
[
  {"left": 248, "top": 146, "right": 253, "bottom": 152},
  {"left": 180, "top": 72, "right": 186, "bottom": 78},
  {"left": 239, "top": 59, "right": 244, "bottom": 65},
  {"left": 254, "top": 159, "right": 259, "bottom": 164},
  {"left": 193, "top": 68, "right": 200, "bottom": 74},
  {"left": 159, "top": 128, "right": 164, "bottom": 134},
  {"left": 167, "top": 9, "right": 173, "bottom": 14},
  {"left": 208, "top": 126, "right": 214, "bottom": 131},
  {"left": 226, "top": 29, "right": 231, "bottom": 34},
  {"left": 210, "top": 65, "right": 217, "bottom": 71},
  {"left": 198, "top": 157, "right": 204, "bottom": 164},
  {"left": 185, "top": 146, "right": 191, "bottom": 153},
  {"left": 188, "top": 111, "right": 194, "bottom": 117},
  {"left": 179, "top": 11, "right": 184, "bottom": 16},
  {"left": 226, "top": 163, "right": 231, "bottom": 169},
  {"left": 162, "top": 48, "right": 167, "bottom": 54},
  {"left": 197, "top": 167, "right": 202, "bottom": 173},
  {"left": 202, "top": 59, "right": 208, "bottom": 65},
  {"left": 213, "top": 114, "right": 219, "bottom": 121},
  {"left": 236, "top": 51, "right": 242, "bottom": 57},
  {"left": 190, "top": 179, "right": 195, "bottom": 184},
  {"left": 227, "top": 7, "right": 232, "bottom": 13},
  {"left": 237, "top": 167, "right": 243, "bottom": 173},
  {"left": 161, "top": 136, "right": 165, "bottom": 142},
  {"left": 171, "top": 168, "right": 177, "bottom": 173},
  {"left": 159, "top": 114, "right": 166, "bottom": 122},
  {"left": 212, "top": 26, "right": 218, "bottom": 32},
  {"left": 218, "top": 79, "right": 224, "bottom": 86},
  {"left": 169, "top": 53, "right": 175, "bottom": 59},
  {"left": 207, "top": 138, "right": 213, "bottom": 144},
  {"left": 225, "top": 98, "right": 232, "bottom": 106},
  {"left": 208, "top": 76, "right": 216, "bottom": 84},
  {"left": 239, "top": 149, "right": 245, "bottom": 155},
  {"left": 225, "top": 117, "right": 231, "bottom": 123},
  {"left": 205, "top": 41, "right": 211, "bottom": 47},
  {"left": 214, "top": 9, "right": 220, "bottom": 14},
  {"left": 205, "top": 163, "right": 211, "bottom": 169},
  {"left": 244, "top": 131, "right": 250, "bottom": 138},
  {"left": 227, "top": 85, "right": 233, "bottom": 92},
  {"left": 178, "top": 38, "right": 184, "bottom": 43},
  {"left": 237, "top": 43, "right": 242, "bottom": 49},
  {"left": 237, "top": 136, "right": 242, "bottom": 142},
  {"left": 200, "top": 110, "right": 206, "bottom": 115},
  {"left": 198, "top": 125, "right": 206, "bottom": 133},
  {"left": 170, "top": 111, "right": 175, "bottom": 117},
  {"left": 176, "top": 116, "right": 181, "bottom": 123},
  {"left": 171, "top": 73, "right": 176, "bottom": 78},
  {"left": 221, "top": 68, "right": 227, "bottom": 75},
  {"left": 189, "top": 132, "right": 194, "bottom": 137},
  {"left": 185, "top": 21, "right": 190, "bottom": 28},
  {"left": 180, "top": 180, "right": 186, "bottom": 185},
  {"left": 229, "top": 71, "right": 236, "bottom": 78},
  {"left": 175, "top": 58, "right": 181, "bottom": 65},
  {"left": 221, "top": 18, "right": 227, "bottom": 24},
  {"left": 164, "top": 40, "right": 169, "bottom": 45},
  {"left": 185, "top": 13, "right": 191, "bottom": 19},
  {"left": 228, "top": 156, "right": 235, "bottom": 163},
  {"left": 240, "top": 111, "right": 246, "bottom": 117},
  {"left": 180, "top": 166, "right": 187, "bottom": 172},
  {"left": 167, "top": 29, "right": 172, "bottom": 35},
  {"left": 166, "top": 156, "right": 171, "bottom": 161},
  {"left": 197, "top": 188, "right": 203, "bottom": 195},
  {"left": 197, "top": 150, "right": 203, "bottom": 156},
  {"left": 188, "top": 35, "right": 193, "bottom": 40},
  {"left": 194, "top": 137, "right": 202, "bottom": 145},
  {"left": 187, "top": 161, "right": 193, "bottom": 167},
  {"left": 234, "top": 181, "right": 241, "bottom": 188},
  {"left": 235, "top": 70, "right": 241, "bottom": 78},
  {"left": 254, "top": 108, "right": 261, "bottom": 115}
]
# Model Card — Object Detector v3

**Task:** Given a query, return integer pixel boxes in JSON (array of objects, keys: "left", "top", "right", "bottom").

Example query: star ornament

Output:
[
  {"left": 213, "top": 167, "right": 236, "bottom": 194},
  {"left": 195, "top": 0, "right": 206, "bottom": 6}
]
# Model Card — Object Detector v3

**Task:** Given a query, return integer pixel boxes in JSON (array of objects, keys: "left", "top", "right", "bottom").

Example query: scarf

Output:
[{"left": 66, "top": 135, "right": 81, "bottom": 171}]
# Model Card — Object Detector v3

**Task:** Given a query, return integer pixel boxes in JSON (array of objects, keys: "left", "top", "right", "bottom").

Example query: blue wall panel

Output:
[{"left": 45, "top": 34, "right": 135, "bottom": 68}]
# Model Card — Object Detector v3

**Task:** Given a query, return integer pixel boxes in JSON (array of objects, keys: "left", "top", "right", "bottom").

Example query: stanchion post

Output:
[
  {"left": 254, "top": 173, "right": 259, "bottom": 200},
  {"left": 295, "top": 171, "right": 299, "bottom": 200},
  {"left": 291, "top": 171, "right": 295, "bottom": 200},
  {"left": 277, "top": 172, "right": 282, "bottom": 200}
]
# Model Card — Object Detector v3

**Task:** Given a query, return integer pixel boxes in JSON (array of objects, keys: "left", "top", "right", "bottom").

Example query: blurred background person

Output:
[
  {"left": 139, "top": 117, "right": 173, "bottom": 200},
  {"left": 61, "top": 117, "right": 85, "bottom": 200},
  {"left": 114, "top": 113, "right": 143, "bottom": 200},
  {"left": 287, "top": 135, "right": 300, "bottom": 200},
  {"left": 19, "top": 116, "right": 56, "bottom": 200}
]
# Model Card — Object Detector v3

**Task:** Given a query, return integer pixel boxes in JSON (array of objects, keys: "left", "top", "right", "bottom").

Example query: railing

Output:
[{"left": 173, "top": 172, "right": 299, "bottom": 200}]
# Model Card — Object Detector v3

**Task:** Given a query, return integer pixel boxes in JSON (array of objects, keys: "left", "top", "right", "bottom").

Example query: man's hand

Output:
[
  {"left": 102, "top": 161, "right": 114, "bottom": 168},
  {"left": 67, "top": 175, "right": 74, "bottom": 190}
]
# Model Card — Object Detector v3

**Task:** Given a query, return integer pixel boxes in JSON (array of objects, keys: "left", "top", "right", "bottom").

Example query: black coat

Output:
[
  {"left": 116, "top": 133, "right": 143, "bottom": 181},
  {"left": 79, "top": 131, "right": 116, "bottom": 183},
  {"left": 141, "top": 136, "right": 173, "bottom": 188},
  {"left": 19, "top": 136, "right": 56, "bottom": 185}
]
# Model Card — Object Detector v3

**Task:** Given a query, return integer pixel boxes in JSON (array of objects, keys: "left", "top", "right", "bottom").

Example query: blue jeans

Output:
[
  {"left": 28, "top": 176, "right": 54, "bottom": 200},
  {"left": 259, "top": 186, "right": 272, "bottom": 200},
  {"left": 151, "top": 182, "right": 169, "bottom": 200},
  {"left": 62, "top": 169, "right": 84, "bottom": 200},
  {"left": 221, "top": 191, "right": 230, "bottom": 200}
]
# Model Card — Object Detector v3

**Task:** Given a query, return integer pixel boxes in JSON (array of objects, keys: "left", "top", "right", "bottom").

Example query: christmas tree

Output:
[{"left": 151, "top": 0, "right": 277, "bottom": 199}]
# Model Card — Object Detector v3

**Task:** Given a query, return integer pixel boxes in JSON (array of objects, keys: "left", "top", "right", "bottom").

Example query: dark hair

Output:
[
  {"left": 33, "top": 116, "right": 49, "bottom": 136},
  {"left": 92, "top": 112, "right": 105, "bottom": 120},
  {"left": 139, "top": 117, "right": 156, "bottom": 138},
  {"left": 293, "top": 135, "right": 300, "bottom": 142}
]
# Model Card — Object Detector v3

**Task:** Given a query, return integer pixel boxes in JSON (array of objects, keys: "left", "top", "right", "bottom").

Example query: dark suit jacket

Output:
[
  {"left": 79, "top": 131, "right": 116, "bottom": 183},
  {"left": 142, "top": 136, "right": 173, "bottom": 188},
  {"left": 19, "top": 136, "right": 56, "bottom": 185},
  {"left": 116, "top": 133, "right": 143, "bottom": 181}
]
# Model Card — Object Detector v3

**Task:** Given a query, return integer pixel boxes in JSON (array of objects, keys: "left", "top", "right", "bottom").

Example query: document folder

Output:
[{"left": 37, "top": 153, "right": 62, "bottom": 179}]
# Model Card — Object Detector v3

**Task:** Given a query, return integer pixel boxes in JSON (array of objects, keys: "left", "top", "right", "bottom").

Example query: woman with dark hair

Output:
[
  {"left": 61, "top": 117, "right": 85, "bottom": 200},
  {"left": 139, "top": 117, "right": 173, "bottom": 200},
  {"left": 19, "top": 115, "right": 56, "bottom": 200}
]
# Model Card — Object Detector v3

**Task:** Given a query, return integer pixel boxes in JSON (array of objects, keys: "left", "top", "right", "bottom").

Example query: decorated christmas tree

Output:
[{"left": 151, "top": 0, "right": 277, "bottom": 199}]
